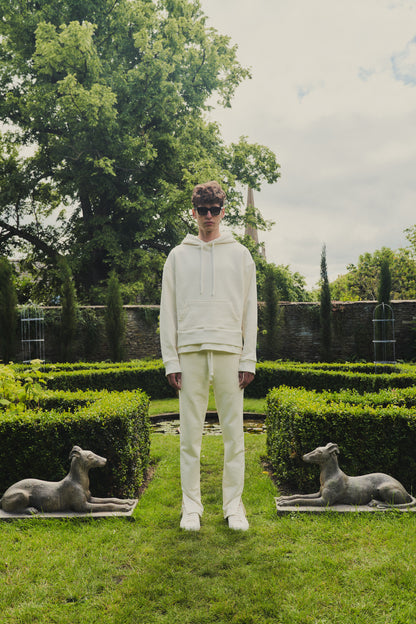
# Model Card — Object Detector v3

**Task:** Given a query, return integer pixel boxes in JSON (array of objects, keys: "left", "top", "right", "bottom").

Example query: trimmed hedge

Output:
[
  {"left": 0, "top": 390, "right": 150, "bottom": 498},
  {"left": 22, "top": 359, "right": 416, "bottom": 399},
  {"left": 43, "top": 359, "right": 176, "bottom": 398},
  {"left": 266, "top": 385, "right": 416, "bottom": 494},
  {"left": 247, "top": 361, "right": 416, "bottom": 397}
]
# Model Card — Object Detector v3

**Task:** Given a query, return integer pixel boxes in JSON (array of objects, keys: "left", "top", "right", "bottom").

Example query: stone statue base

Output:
[
  {"left": 275, "top": 499, "right": 416, "bottom": 514},
  {"left": 0, "top": 499, "right": 138, "bottom": 521}
]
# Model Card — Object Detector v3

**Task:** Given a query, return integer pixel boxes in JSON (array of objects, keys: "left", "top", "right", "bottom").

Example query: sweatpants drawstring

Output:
[{"left": 208, "top": 351, "right": 214, "bottom": 383}]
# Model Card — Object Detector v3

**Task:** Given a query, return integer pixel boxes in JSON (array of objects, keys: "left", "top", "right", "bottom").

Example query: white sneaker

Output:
[
  {"left": 180, "top": 511, "right": 200, "bottom": 531},
  {"left": 227, "top": 503, "right": 249, "bottom": 531}
]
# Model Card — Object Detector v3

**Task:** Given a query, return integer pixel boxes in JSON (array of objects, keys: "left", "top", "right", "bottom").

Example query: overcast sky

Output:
[{"left": 200, "top": 0, "right": 416, "bottom": 288}]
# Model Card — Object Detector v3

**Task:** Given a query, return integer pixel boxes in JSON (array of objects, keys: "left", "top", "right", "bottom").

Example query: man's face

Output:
[{"left": 192, "top": 203, "right": 224, "bottom": 240}]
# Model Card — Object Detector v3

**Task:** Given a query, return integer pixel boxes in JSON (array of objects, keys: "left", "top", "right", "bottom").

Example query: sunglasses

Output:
[{"left": 195, "top": 206, "right": 222, "bottom": 216}]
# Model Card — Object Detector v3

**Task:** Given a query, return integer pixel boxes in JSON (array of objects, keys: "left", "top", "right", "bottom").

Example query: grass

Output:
[
  {"left": 149, "top": 390, "right": 266, "bottom": 416},
  {"left": 1, "top": 433, "right": 416, "bottom": 623}
]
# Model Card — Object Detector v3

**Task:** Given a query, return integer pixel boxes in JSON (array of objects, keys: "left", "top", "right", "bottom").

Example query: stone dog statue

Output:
[
  {"left": 276, "top": 442, "right": 416, "bottom": 508},
  {"left": 0, "top": 446, "right": 136, "bottom": 515}
]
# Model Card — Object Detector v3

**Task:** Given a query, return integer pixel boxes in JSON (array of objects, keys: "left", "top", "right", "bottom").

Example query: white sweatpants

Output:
[{"left": 178, "top": 350, "right": 245, "bottom": 518}]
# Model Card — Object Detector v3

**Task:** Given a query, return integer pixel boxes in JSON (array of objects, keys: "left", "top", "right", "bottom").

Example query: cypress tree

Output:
[
  {"left": 320, "top": 244, "right": 332, "bottom": 361},
  {"left": 59, "top": 259, "right": 78, "bottom": 361},
  {"left": 375, "top": 258, "right": 393, "bottom": 360},
  {"left": 377, "top": 258, "right": 391, "bottom": 306},
  {"left": 0, "top": 257, "right": 18, "bottom": 362},
  {"left": 262, "top": 264, "right": 282, "bottom": 360},
  {"left": 105, "top": 271, "right": 126, "bottom": 361}
]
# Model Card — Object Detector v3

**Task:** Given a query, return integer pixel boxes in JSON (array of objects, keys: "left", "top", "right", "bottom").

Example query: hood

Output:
[
  {"left": 182, "top": 232, "right": 236, "bottom": 246},
  {"left": 181, "top": 232, "right": 236, "bottom": 295}
]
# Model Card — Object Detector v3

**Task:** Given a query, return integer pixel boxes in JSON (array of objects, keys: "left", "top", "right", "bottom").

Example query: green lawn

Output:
[
  {"left": 1, "top": 434, "right": 416, "bottom": 623},
  {"left": 149, "top": 391, "right": 266, "bottom": 416}
]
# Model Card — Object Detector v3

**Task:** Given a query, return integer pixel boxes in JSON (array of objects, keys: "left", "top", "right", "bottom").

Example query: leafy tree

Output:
[
  {"left": 238, "top": 236, "right": 311, "bottom": 302},
  {"left": 105, "top": 271, "right": 126, "bottom": 361},
  {"left": 0, "top": 257, "right": 18, "bottom": 362},
  {"left": 320, "top": 244, "right": 332, "bottom": 361},
  {"left": 331, "top": 246, "right": 416, "bottom": 301},
  {"left": 59, "top": 259, "right": 78, "bottom": 361},
  {"left": 0, "top": 0, "right": 280, "bottom": 301}
]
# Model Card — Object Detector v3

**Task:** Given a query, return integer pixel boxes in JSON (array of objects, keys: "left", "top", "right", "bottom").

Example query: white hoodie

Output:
[{"left": 160, "top": 232, "right": 257, "bottom": 376}]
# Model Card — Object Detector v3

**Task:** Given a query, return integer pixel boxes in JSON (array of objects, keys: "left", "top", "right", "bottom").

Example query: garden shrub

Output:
[
  {"left": 14, "top": 359, "right": 415, "bottom": 400},
  {"left": 0, "top": 361, "right": 47, "bottom": 412},
  {"left": 0, "top": 389, "right": 150, "bottom": 498},
  {"left": 266, "top": 385, "right": 416, "bottom": 494},
  {"left": 246, "top": 361, "right": 416, "bottom": 397},
  {"left": 43, "top": 359, "right": 175, "bottom": 398}
]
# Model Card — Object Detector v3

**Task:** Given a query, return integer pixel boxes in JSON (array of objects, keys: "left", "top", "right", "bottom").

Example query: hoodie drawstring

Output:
[
  {"left": 199, "top": 243, "right": 216, "bottom": 296},
  {"left": 211, "top": 244, "right": 215, "bottom": 296},
  {"left": 199, "top": 246, "right": 203, "bottom": 295}
]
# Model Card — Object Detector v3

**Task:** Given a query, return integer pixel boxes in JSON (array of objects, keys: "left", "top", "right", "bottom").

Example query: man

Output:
[{"left": 160, "top": 181, "right": 257, "bottom": 531}]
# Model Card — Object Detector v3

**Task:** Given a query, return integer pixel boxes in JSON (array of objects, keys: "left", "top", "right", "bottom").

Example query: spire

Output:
[
  {"left": 244, "top": 186, "right": 266, "bottom": 258},
  {"left": 244, "top": 187, "right": 259, "bottom": 245}
]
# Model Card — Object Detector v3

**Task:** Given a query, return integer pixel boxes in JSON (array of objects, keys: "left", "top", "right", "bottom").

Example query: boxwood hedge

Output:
[
  {"left": 43, "top": 359, "right": 176, "bottom": 398},
  {"left": 266, "top": 385, "right": 416, "bottom": 495},
  {"left": 28, "top": 359, "right": 416, "bottom": 398},
  {"left": 0, "top": 390, "right": 150, "bottom": 498},
  {"left": 247, "top": 361, "right": 416, "bottom": 397}
]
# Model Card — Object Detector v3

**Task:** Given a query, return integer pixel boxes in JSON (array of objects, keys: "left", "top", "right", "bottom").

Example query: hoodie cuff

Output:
[
  {"left": 164, "top": 359, "right": 181, "bottom": 376},
  {"left": 238, "top": 359, "right": 256, "bottom": 375}
]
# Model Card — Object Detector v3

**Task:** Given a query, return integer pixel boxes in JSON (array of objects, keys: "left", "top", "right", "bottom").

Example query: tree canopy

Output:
[
  {"left": 0, "top": 0, "right": 280, "bottom": 302},
  {"left": 330, "top": 244, "right": 416, "bottom": 301},
  {"left": 237, "top": 236, "right": 311, "bottom": 302}
]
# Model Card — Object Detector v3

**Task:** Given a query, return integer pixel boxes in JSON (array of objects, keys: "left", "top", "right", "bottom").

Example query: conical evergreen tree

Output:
[
  {"left": 0, "top": 257, "right": 18, "bottom": 362},
  {"left": 262, "top": 265, "right": 281, "bottom": 360},
  {"left": 59, "top": 258, "right": 78, "bottom": 361},
  {"left": 105, "top": 271, "right": 126, "bottom": 361},
  {"left": 378, "top": 258, "right": 392, "bottom": 306},
  {"left": 320, "top": 244, "right": 332, "bottom": 361}
]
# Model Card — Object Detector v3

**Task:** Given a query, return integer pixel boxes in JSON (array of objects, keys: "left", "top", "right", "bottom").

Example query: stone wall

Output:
[
  {"left": 15, "top": 301, "right": 416, "bottom": 363},
  {"left": 270, "top": 300, "right": 416, "bottom": 362}
]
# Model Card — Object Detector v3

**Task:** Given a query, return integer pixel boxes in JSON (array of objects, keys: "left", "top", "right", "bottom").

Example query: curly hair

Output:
[{"left": 191, "top": 181, "right": 226, "bottom": 207}]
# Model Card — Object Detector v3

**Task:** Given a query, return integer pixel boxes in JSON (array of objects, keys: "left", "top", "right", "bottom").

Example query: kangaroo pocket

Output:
[{"left": 177, "top": 299, "right": 242, "bottom": 348}]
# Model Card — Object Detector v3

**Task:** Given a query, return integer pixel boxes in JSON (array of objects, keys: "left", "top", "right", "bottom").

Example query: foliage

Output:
[
  {"left": 319, "top": 244, "right": 332, "bottom": 361},
  {"left": 43, "top": 359, "right": 176, "bottom": 399},
  {"left": 0, "top": 0, "right": 280, "bottom": 302},
  {"left": 239, "top": 235, "right": 311, "bottom": 302},
  {"left": 261, "top": 264, "right": 282, "bottom": 360},
  {"left": 26, "top": 358, "right": 416, "bottom": 399},
  {"left": 0, "top": 256, "right": 17, "bottom": 361},
  {"left": 266, "top": 385, "right": 416, "bottom": 492},
  {"left": 0, "top": 389, "right": 150, "bottom": 497},
  {"left": 0, "top": 360, "right": 47, "bottom": 413},
  {"left": 331, "top": 246, "right": 416, "bottom": 301},
  {"left": 246, "top": 360, "right": 416, "bottom": 397},
  {"left": 104, "top": 271, "right": 126, "bottom": 361},
  {"left": 377, "top": 257, "right": 391, "bottom": 305},
  {"left": 78, "top": 307, "right": 103, "bottom": 360},
  {"left": 59, "top": 258, "right": 78, "bottom": 361}
]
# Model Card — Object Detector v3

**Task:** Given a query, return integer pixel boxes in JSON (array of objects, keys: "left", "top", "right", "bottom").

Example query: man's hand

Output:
[
  {"left": 167, "top": 372, "right": 182, "bottom": 391},
  {"left": 238, "top": 371, "right": 255, "bottom": 389}
]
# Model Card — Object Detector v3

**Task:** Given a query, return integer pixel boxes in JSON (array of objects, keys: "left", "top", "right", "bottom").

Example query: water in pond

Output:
[{"left": 151, "top": 414, "right": 265, "bottom": 435}]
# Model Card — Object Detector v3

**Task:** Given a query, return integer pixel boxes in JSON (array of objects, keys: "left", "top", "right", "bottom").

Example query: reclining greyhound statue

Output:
[
  {"left": 0, "top": 445, "right": 136, "bottom": 515},
  {"left": 276, "top": 442, "right": 416, "bottom": 508}
]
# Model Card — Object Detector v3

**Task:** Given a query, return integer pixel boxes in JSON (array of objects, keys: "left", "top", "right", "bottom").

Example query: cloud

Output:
[
  {"left": 391, "top": 37, "right": 416, "bottom": 85},
  {"left": 201, "top": 0, "right": 416, "bottom": 287}
]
